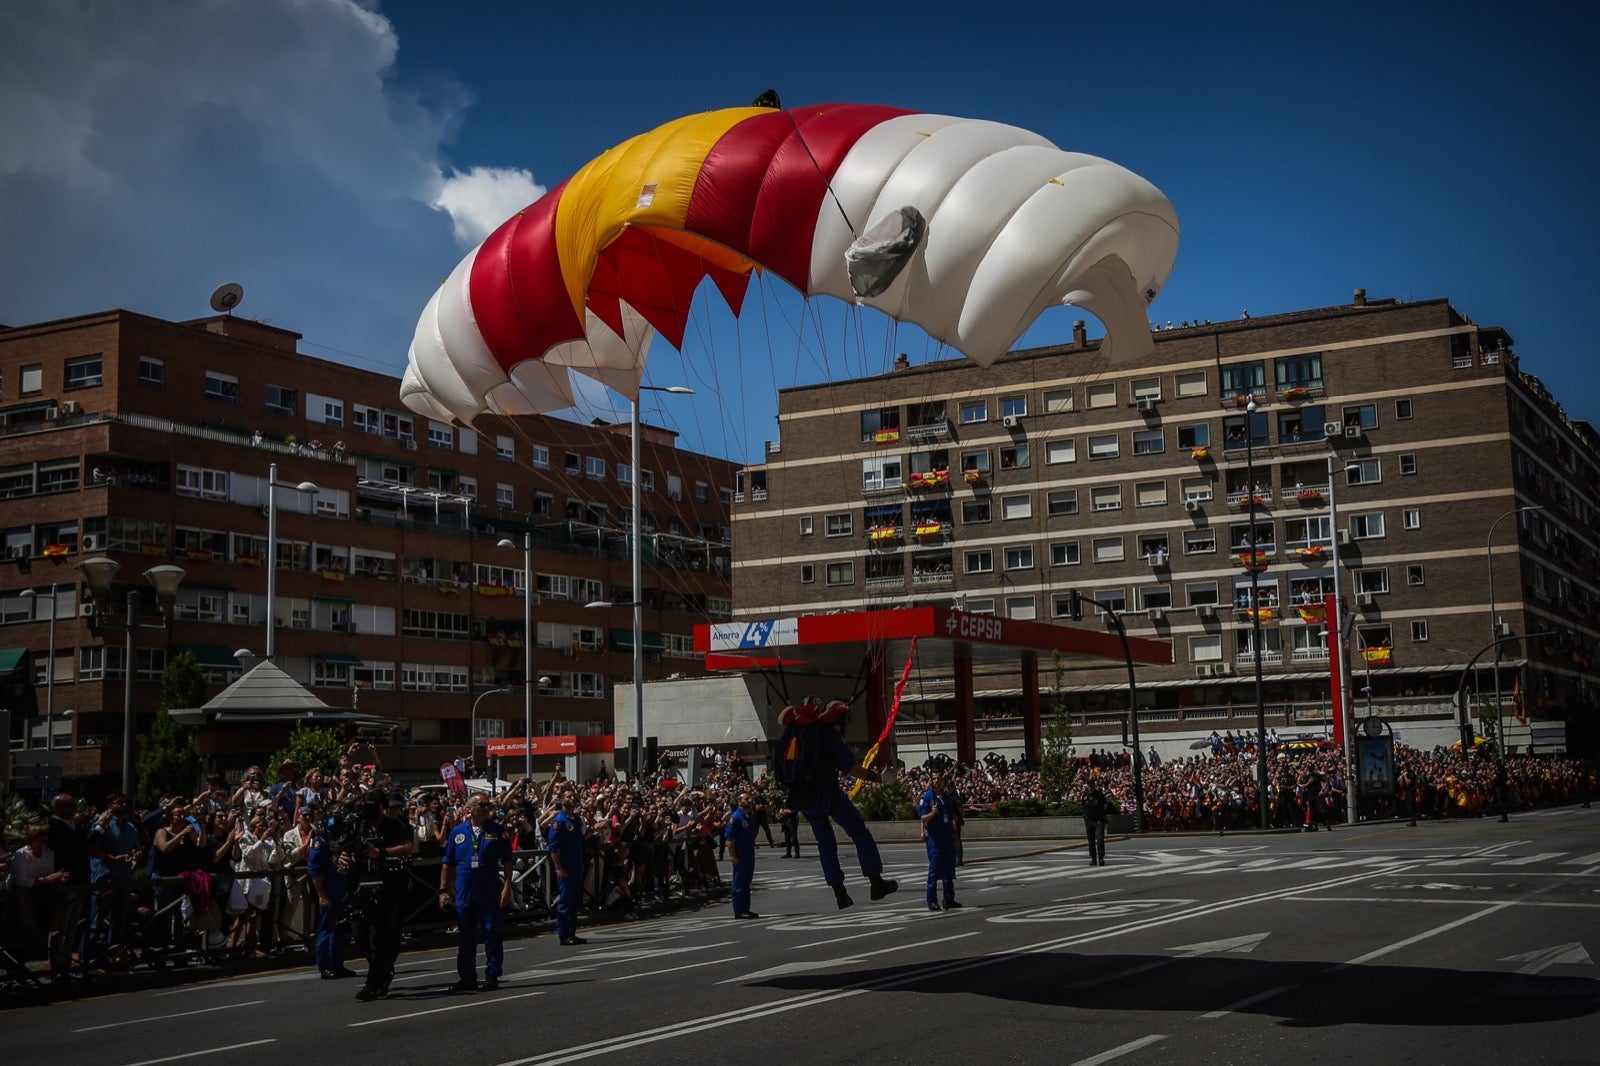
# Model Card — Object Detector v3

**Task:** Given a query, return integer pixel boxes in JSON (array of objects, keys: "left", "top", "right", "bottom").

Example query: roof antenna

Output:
[{"left": 209, "top": 282, "right": 244, "bottom": 314}]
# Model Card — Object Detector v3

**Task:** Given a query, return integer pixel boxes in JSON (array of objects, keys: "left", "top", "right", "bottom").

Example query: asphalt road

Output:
[{"left": 9, "top": 808, "right": 1600, "bottom": 1066}]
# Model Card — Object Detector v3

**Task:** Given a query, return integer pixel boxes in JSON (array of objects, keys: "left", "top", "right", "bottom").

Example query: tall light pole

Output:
[
  {"left": 627, "top": 384, "right": 693, "bottom": 780},
  {"left": 265, "top": 463, "right": 319, "bottom": 659},
  {"left": 20, "top": 584, "right": 58, "bottom": 750},
  {"left": 1487, "top": 504, "right": 1543, "bottom": 757},
  {"left": 1326, "top": 453, "right": 1357, "bottom": 825},
  {"left": 1245, "top": 397, "right": 1269, "bottom": 828},
  {"left": 77, "top": 558, "right": 186, "bottom": 796},
  {"left": 497, "top": 533, "right": 535, "bottom": 780},
  {"left": 470, "top": 686, "right": 510, "bottom": 777}
]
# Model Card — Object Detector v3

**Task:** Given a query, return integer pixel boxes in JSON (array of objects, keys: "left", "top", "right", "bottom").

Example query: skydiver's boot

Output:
[
  {"left": 833, "top": 885, "right": 854, "bottom": 910},
  {"left": 869, "top": 876, "right": 899, "bottom": 901}
]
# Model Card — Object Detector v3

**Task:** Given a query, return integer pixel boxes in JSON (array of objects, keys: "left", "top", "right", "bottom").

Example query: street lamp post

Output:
[
  {"left": 1245, "top": 398, "right": 1269, "bottom": 829},
  {"left": 20, "top": 584, "right": 58, "bottom": 751},
  {"left": 626, "top": 385, "right": 693, "bottom": 780},
  {"left": 1326, "top": 454, "right": 1357, "bottom": 825},
  {"left": 264, "top": 462, "right": 320, "bottom": 659},
  {"left": 470, "top": 687, "right": 511, "bottom": 778},
  {"left": 77, "top": 558, "right": 186, "bottom": 796},
  {"left": 1487, "top": 505, "right": 1542, "bottom": 758},
  {"left": 498, "top": 533, "right": 535, "bottom": 781}
]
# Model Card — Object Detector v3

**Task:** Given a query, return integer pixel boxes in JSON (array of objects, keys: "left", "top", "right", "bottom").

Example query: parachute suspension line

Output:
[{"left": 780, "top": 107, "right": 858, "bottom": 240}]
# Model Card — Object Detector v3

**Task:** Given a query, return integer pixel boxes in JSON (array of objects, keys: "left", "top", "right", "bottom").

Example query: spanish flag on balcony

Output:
[
  {"left": 867, "top": 527, "right": 899, "bottom": 542},
  {"left": 1362, "top": 646, "right": 1393, "bottom": 666},
  {"left": 1238, "top": 551, "right": 1268, "bottom": 569},
  {"left": 140, "top": 542, "right": 167, "bottom": 557},
  {"left": 915, "top": 522, "right": 944, "bottom": 537},
  {"left": 1247, "top": 607, "right": 1276, "bottom": 623},
  {"left": 42, "top": 543, "right": 70, "bottom": 557},
  {"left": 185, "top": 548, "right": 214, "bottom": 562},
  {"left": 874, "top": 428, "right": 900, "bottom": 445},
  {"left": 1191, "top": 447, "right": 1210, "bottom": 460},
  {"left": 319, "top": 568, "right": 346, "bottom": 583},
  {"left": 477, "top": 583, "right": 512, "bottom": 597},
  {"left": 1296, "top": 604, "right": 1327, "bottom": 623},
  {"left": 1514, "top": 676, "right": 1526, "bottom": 724},
  {"left": 1295, "top": 545, "right": 1326, "bottom": 559},
  {"left": 235, "top": 553, "right": 262, "bottom": 567}
]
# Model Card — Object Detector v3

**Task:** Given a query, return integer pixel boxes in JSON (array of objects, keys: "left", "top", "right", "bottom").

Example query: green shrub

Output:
[{"left": 855, "top": 778, "right": 915, "bottom": 820}]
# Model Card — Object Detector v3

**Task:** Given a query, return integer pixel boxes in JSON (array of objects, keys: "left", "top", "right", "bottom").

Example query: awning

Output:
[
  {"left": 316, "top": 652, "right": 363, "bottom": 666},
  {"left": 314, "top": 594, "right": 355, "bottom": 604},
  {"left": 0, "top": 400, "right": 57, "bottom": 418},
  {"left": 175, "top": 644, "right": 243, "bottom": 668},
  {"left": 609, "top": 628, "right": 665, "bottom": 652},
  {"left": 0, "top": 647, "right": 28, "bottom": 674}
]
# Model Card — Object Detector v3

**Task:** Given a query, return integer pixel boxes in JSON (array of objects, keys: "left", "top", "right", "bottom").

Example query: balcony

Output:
[
  {"left": 904, "top": 419, "right": 952, "bottom": 444},
  {"left": 1237, "top": 649, "right": 1284, "bottom": 665},
  {"left": 911, "top": 570, "right": 953, "bottom": 588}
]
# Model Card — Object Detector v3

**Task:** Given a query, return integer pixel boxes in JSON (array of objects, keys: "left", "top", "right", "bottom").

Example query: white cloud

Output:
[{"left": 433, "top": 166, "right": 546, "bottom": 246}]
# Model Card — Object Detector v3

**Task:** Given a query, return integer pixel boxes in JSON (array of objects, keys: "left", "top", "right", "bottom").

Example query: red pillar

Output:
[
  {"left": 1021, "top": 650, "right": 1041, "bottom": 766},
  {"left": 954, "top": 641, "right": 976, "bottom": 765}
]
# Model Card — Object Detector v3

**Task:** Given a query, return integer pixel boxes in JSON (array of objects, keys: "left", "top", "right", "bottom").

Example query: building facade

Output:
[
  {"left": 731, "top": 293, "right": 1600, "bottom": 755},
  {"left": 0, "top": 309, "right": 735, "bottom": 785}
]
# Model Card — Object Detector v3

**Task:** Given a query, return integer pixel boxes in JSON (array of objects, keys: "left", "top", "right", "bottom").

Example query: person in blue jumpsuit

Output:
[
  {"left": 439, "top": 795, "right": 514, "bottom": 991},
  {"left": 547, "top": 786, "right": 587, "bottom": 945},
  {"left": 775, "top": 698, "right": 898, "bottom": 910},
  {"left": 724, "top": 791, "right": 760, "bottom": 919},
  {"left": 307, "top": 822, "right": 357, "bottom": 979},
  {"left": 918, "top": 769, "right": 962, "bottom": 911}
]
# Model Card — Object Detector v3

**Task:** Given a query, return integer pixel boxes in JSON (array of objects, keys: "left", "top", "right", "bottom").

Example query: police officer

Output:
[
  {"left": 918, "top": 770, "right": 960, "bottom": 910},
  {"left": 777, "top": 802, "right": 801, "bottom": 858},
  {"left": 724, "top": 792, "right": 760, "bottom": 919},
  {"left": 307, "top": 812, "right": 357, "bottom": 980},
  {"left": 1082, "top": 782, "right": 1110, "bottom": 866},
  {"left": 547, "top": 786, "right": 587, "bottom": 945},
  {"left": 439, "top": 794, "right": 514, "bottom": 991},
  {"left": 353, "top": 791, "right": 415, "bottom": 1001}
]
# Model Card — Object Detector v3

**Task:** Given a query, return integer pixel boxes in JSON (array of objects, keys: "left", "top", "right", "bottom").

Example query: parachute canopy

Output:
[{"left": 402, "top": 103, "right": 1179, "bottom": 425}]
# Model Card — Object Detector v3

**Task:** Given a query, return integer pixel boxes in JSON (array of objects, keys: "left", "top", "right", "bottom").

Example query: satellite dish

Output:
[{"left": 209, "top": 282, "right": 244, "bottom": 314}]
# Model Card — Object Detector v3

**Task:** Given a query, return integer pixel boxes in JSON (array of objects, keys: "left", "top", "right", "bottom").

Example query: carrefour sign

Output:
[
  {"left": 944, "top": 610, "right": 1005, "bottom": 642},
  {"left": 707, "top": 617, "right": 800, "bottom": 651}
]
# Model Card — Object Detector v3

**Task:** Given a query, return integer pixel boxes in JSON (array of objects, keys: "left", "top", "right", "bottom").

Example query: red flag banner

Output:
[{"left": 849, "top": 637, "right": 918, "bottom": 799}]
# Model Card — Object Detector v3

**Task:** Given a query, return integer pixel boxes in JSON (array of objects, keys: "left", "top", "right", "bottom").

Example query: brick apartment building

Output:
[
  {"left": 730, "top": 292, "right": 1600, "bottom": 755},
  {"left": 0, "top": 308, "right": 736, "bottom": 787}
]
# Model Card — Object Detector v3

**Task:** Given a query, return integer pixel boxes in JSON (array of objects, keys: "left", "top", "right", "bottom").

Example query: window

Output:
[
  {"left": 496, "top": 483, "right": 514, "bottom": 509},
  {"left": 1184, "top": 528, "right": 1217, "bottom": 554},
  {"left": 694, "top": 481, "right": 710, "bottom": 502},
  {"left": 861, "top": 407, "right": 900, "bottom": 441},
  {"left": 825, "top": 513, "right": 853, "bottom": 537},
  {"left": 1085, "top": 383, "right": 1117, "bottom": 409},
  {"left": 1396, "top": 398, "right": 1413, "bottom": 419},
  {"left": 428, "top": 421, "right": 454, "bottom": 449},
  {"left": 1139, "top": 585, "right": 1172, "bottom": 610},
  {"left": 1220, "top": 360, "right": 1264, "bottom": 400},
  {"left": 862, "top": 455, "right": 903, "bottom": 492},
  {"left": 204, "top": 371, "right": 239, "bottom": 404},
  {"left": 1399, "top": 453, "right": 1417, "bottom": 475},
  {"left": 1190, "top": 635, "right": 1223, "bottom": 662},
  {"left": 1088, "top": 434, "right": 1119, "bottom": 459},
  {"left": 496, "top": 436, "right": 514, "bottom": 461},
  {"left": 1177, "top": 424, "right": 1209, "bottom": 450},
  {"left": 1174, "top": 370, "right": 1207, "bottom": 398},
  {"left": 317, "top": 398, "right": 343, "bottom": 427},
  {"left": 960, "top": 400, "right": 987, "bottom": 424},
  {"left": 1000, "top": 395, "right": 1028, "bottom": 419},
  {"left": 640, "top": 470, "right": 655, "bottom": 493},
  {"left": 20, "top": 365, "right": 42, "bottom": 394},
  {"left": 65, "top": 355, "right": 103, "bottom": 388},
  {"left": 799, "top": 516, "right": 814, "bottom": 536},
  {"left": 960, "top": 450, "right": 990, "bottom": 476},
  {"left": 1001, "top": 495, "right": 1032, "bottom": 520},
  {"left": 961, "top": 499, "right": 991, "bottom": 523},
  {"left": 1050, "top": 541, "right": 1080, "bottom": 567},
  {"left": 585, "top": 456, "right": 606, "bottom": 480},
  {"left": 1005, "top": 596, "right": 1036, "bottom": 620},
  {"left": 1043, "top": 388, "right": 1073, "bottom": 413},
  {"left": 801, "top": 564, "right": 815, "bottom": 583},
  {"left": 1346, "top": 459, "right": 1381, "bottom": 485},
  {"left": 998, "top": 445, "right": 1029, "bottom": 470},
  {"left": 1134, "top": 481, "right": 1167, "bottom": 507},
  {"left": 1004, "top": 546, "right": 1034, "bottom": 571},
  {"left": 617, "top": 463, "right": 633, "bottom": 487},
  {"left": 176, "top": 465, "right": 229, "bottom": 500},
  {"left": 1094, "top": 588, "right": 1127, "bottom": 613},
  {"left": 1186, "top": 582, "right": 1220, "bottom": 606},
  {"left": 825, "top": 562, "right": 854, "bottom": 586},
  {"left": 1407, "top": 565, "right": 1425, "bottom": 586},
  {"left": 1410, "top": 620, "right": 1429, "bottom": 641},
  {"left": 1092, "top": 537, "right": 1124, "bottom": 563},
  {"left": 265, "top": 385, "right": 297, "bottom": 414},
  {"left": 532, "top": 491, "right": 553, "bottom": 516},
  {"left": 1274, "top": 352, "right": 1323, "bottom": 390},
  {"left": 1353, "top": 569, "right": 1390, "bottom": 595},
  {"left": 453, "top": 476, "right": 476, "bottom": 500},
  {"left": 1342, "top": 403, "right": 1378, "bottom": 429},
  {"left": 1130, "top": 377, "right": 1161, "bottom": 402},
  {"left": 1403, "top": 508, "right": 1421, "bottom": 530},
  {"left": 1180, "top": 477, "right": 1212, "bottom": 502},
  {"left": 1350, "top": 513, "right": 1385, "bottom": 539},
  {"left": 1132, "top": 428, "right": 1163, "bottom": 455},
  {"left": 139, "top": 357, "right": 165, "bottom": 388},
  {"left": 1090, "top": 486, "right": 1121, "bottom": 512},
  {"left": 964, "top": 549, "right": 994, "bottom": 574},
  {"left": 1046, "top": 490, "right": 1078, "bottom": 516}
]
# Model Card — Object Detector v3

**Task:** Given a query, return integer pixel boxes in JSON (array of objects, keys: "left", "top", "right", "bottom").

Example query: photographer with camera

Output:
[
  {"left": 351, "top": 791, "right": 414, "bottom": 1002},
  {"left": 439, "top": 794, "right": 513, "bottom": 992}
]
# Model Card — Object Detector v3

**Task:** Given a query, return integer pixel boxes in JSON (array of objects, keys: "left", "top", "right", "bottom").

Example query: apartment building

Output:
[
  {"left": 0, "top": 308, "right": 736, "bottom": 785},
  {"left": 731, "top": 293, "right": 1600, "bottom": 753}
]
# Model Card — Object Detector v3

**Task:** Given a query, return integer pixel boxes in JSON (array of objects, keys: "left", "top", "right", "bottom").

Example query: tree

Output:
[
  {"left": 268, "top": 723, "right": 347, "bottom": 786},
  {"left": 136, "top": 651, "right": 204, "bottom": 807},
  {"left": 1038, "top": 651, "right": 1079, "bottom": 803}
]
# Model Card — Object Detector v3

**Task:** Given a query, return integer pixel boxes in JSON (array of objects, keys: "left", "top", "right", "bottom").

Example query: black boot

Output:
[
  {"left": 869, "top": 876, "right": 898, "bottom": 901},
  {"left": 833, "top": 884, "right": 854, "bottom": 909}
]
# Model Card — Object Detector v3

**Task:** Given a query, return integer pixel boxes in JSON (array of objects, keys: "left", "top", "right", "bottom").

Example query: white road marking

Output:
[
  {"left": 1560, "top": 851, "right": 1600, "bottom": 866},
  {"left": 1170, "top": 932, "right": 1269, "bottom": 957},
  {"left": 723, "top": 930, "right": 980, "bottom": 983},
  {"left": 1343, "top": 901, "right": 1515, "bottom": 966},
  {"left": 76, "top": 1000, "right": 268, "bottom": 1033},
  {"left": 1201, "top": 983, "right": 1300, "bottom": 1019},
  {"left": 347, "top": 990, "right": 545, "bottom": 1026},
  {"left": 1067, "top": 959, "right": 1171, "bottom": 990},
  {"left": 1501, "top": 943, "right": 1593, "bottom": 974},
  {"left": 610, "top": 956, "right": 745, "bottom": 981},
  {"left": 1493, "top": 852, "right": 1565, "bottom": 866},
  {"left": 119, "top": 1039, "right": 277, "bottom": 1066},
  {"left": 1067, "top": 1035, "right": 1169, "bottom": 1065}
]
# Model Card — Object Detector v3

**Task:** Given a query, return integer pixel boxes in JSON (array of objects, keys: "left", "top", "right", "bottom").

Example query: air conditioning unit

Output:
[
  {"left": 1195, "top": 664, "right": 1215, "bottom": 678},
  {"left": 1185, "top": 499, "right": 1201, "bottom": 513},
  {"left": 1197, "top": 604, "right": 1217, "bottom": 619},
  {"left": 60, "top": 400, "right": 81, "bottom": 415},
  {"left": 1344, "top": 425, "right": 1363, "bottom": 439},
  {"left": 1337, "top": 531, "right": 1352, "bottom": 546},
  {"left": 1147, "top": 552, "right": 1168, "bottom": 568},
  {"left": 648, "top": 651, "right": 662, "bottom": 664},
  {"left": 1357, "top": 592, "right": 1376, "bottom": 608},
  {"left": 1149, "top": 608, "right": 1167, "bottom": 623},
  {"left": 1002, "top": 414, "right": 1020, "bottom": 429},
  {"left": 1135, "top": 397, "right": 1158, "bottom": 412},
  {"left": 404, "top": 439, "right": 419, "bottom": 451},
  {"left": 1323, "top": 421, "right": 1344, "bottom": 437},
  {"left": 79, "top": 603, "right": 97, "bottom": 618},
  {"left": 275, "top": 617, "right": 287, "bottom": 627},
  {"left": 80, "top": 534, "right": 101, "bottom": 551},
  {"left": 1496, "top": 620, "right": 1512, "bottom": 637},
  {"left": 1214, "top": 663, "right": 1235, "bottom": 676}
]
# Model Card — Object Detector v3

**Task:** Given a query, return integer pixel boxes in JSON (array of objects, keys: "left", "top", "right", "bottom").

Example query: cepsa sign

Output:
[{"left": 943, "top": 610, "right": 1005, "bottom": 642}]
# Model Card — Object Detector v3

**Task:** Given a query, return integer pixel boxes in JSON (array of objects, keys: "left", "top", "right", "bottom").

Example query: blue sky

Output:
[{"left": 3, "top": 1, "right": 1594, "bottom": 463}]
